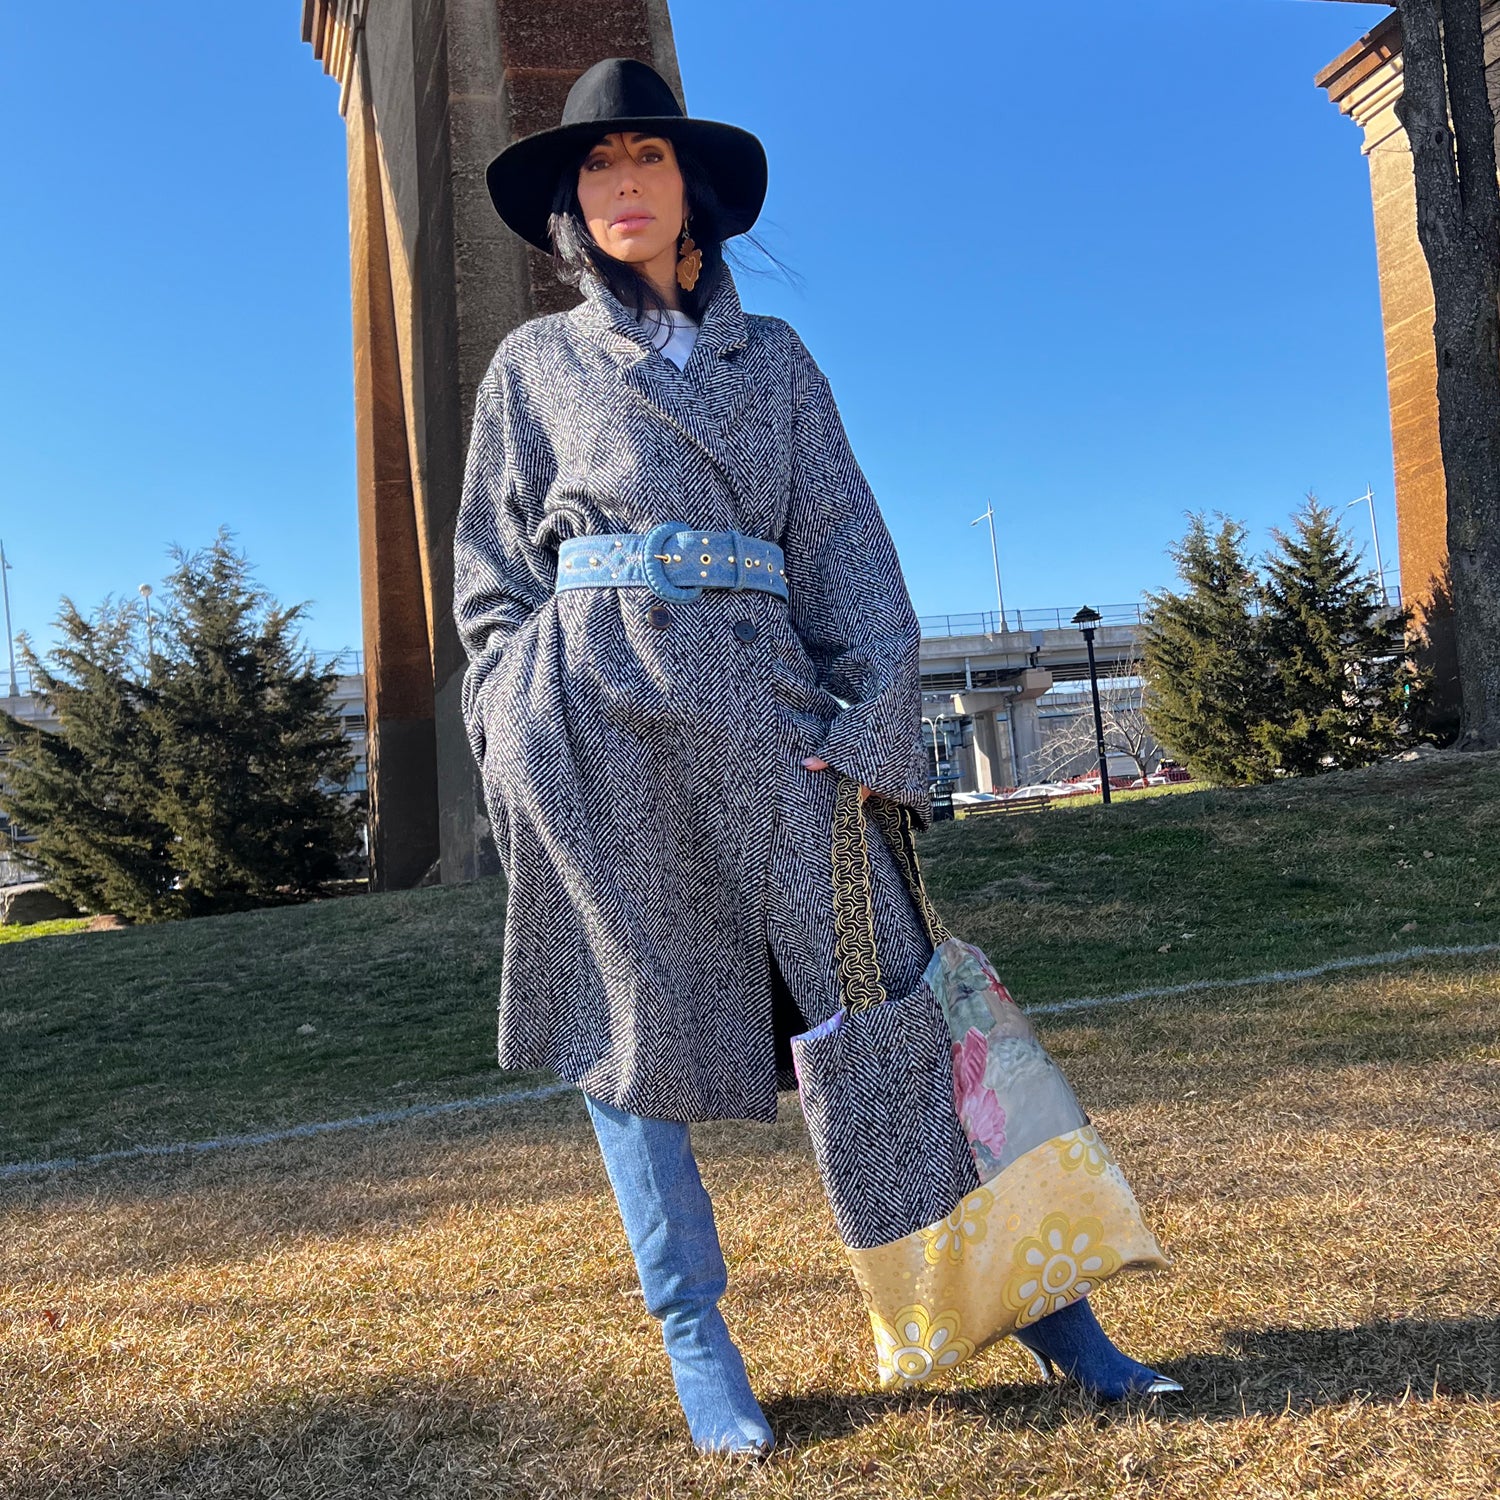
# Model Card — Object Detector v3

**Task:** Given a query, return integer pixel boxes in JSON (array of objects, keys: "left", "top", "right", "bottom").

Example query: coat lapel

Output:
[{"left": 569, "top": 269, "right": 755, "bottom": 503}]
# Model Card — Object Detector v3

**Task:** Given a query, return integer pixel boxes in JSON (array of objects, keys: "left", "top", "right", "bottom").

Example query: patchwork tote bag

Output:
[{"left": 791, "top": 778, "right": 1170, "bottom": 1389}]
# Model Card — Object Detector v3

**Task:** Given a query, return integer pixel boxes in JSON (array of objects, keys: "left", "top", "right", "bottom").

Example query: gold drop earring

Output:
[{"left": 676, "top": 213, "right": 702, "bottom": 292}]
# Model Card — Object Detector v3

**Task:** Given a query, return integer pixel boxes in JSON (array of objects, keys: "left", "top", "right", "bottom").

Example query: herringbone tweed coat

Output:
[{"left": 453, "top": 265, "right": 935, "bottom": 1124}]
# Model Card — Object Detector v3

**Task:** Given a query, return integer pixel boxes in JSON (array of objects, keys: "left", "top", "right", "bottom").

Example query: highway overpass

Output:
[{"left": 918, "top": 605, "right": 1149, "bottom": 792}]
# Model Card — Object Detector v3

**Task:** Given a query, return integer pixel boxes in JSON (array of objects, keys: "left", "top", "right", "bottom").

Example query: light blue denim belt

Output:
[{"left": 555, "top": 524, "right": 788, "bottom": 603}]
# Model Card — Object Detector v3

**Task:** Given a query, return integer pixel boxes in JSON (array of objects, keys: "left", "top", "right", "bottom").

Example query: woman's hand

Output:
[{"left": 802, "top": 756, "right": 872, "bottom": 800}]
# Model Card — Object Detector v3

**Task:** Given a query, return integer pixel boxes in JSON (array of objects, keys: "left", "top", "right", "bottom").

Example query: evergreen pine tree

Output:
[
  {"left": 0, "top": 601, "right": 180, "bottom": 920},
  {"left": 148, "top": 532, "right": 357, "bottom": 915},
  {"left": 0, "top": 533, "right": 359, "bottom": 921},
  {"left": 1256, "top": 496, "right": 1419, "bottom": 773},
  {"left": 1142, "top": 514, "right": 1275, "bottom": 785}
]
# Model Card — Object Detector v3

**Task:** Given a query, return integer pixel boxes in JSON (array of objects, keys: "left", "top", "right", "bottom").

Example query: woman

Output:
[{"left": 455, "top": 57, "right": 1178, "bottom": 1457}]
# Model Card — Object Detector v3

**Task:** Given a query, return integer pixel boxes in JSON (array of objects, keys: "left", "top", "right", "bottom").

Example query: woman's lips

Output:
[{"left": 612, "top": 214, "right": 653, "bottom": 232}]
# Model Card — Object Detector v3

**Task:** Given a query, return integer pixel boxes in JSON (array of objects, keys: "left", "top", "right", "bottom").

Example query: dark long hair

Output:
[{"left": 546, "top": 134, "right": 780, "bottom": 323}]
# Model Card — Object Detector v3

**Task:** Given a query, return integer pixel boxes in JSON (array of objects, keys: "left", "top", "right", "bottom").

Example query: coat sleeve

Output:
[
  {"left": 780, "top": 332, "right": 933, "bottom": 828},
  {"left": 452, "top": 348, "right": 558, "bottom": 768}
]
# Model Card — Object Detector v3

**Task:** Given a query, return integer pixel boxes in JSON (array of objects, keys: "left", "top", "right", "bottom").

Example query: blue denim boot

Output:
[
  {"left": 583, "top": 1094, "right": 775, "bottom": 1455},
  {"left": 1013, "top": 1296, "right": 1182, "bottom": 1399}
]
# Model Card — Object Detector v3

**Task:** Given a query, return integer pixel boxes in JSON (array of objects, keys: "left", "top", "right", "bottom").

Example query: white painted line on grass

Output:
[
  {"left": 1027, "top": 939, "right": 1500, "bottom": 1016},
  {"left": 8, "top": 939, "right": 1499, "bottom": 1184},
  {"left": 0, "top": 1082, "right": 574, "bottom": 1183}
]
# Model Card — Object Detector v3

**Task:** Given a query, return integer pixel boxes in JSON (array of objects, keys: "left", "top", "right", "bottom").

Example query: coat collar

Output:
[
  {"left": 566, "top": 263, "right": 757, "bottom": 508},
  {"left": 567, "top": 264, "right": 749, "bottom": 368}
]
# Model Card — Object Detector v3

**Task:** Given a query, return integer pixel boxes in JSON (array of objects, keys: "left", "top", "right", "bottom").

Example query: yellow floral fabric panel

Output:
[
  {"left": 1002, "top": 1212, "right": 1122, "bottom": 1325},
  {"left": 851, "top": 1126, "right": 1170, "bottom": 1389},
  {"left": 871, "top": 1304, "right": 975, "bottom": 1383},
  {"left": 920, "top": 1185, "right": 994, "bottom": 1265}
]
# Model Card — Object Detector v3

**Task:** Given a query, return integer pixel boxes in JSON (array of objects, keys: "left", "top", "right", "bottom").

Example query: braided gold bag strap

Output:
[
  {"left": 867, "top": 795, "right": 953, "bottom": 952},
  {"left": 831, "top": 777, "right": 953, "bottom": 1017}
]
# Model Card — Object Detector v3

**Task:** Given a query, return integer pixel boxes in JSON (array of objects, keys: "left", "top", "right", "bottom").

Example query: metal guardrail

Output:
[
  {"left": 311, "top": 649, "right": 365, "bottom": 675},
  {"left": 919, "top": 585, "right": 1402, "bottom": 639},
  {"left": 919, "top": 604, "right": 1146, "bottom": 637},
  {"left": 1, "top": 650, "right": 366, "bottom": 701}
]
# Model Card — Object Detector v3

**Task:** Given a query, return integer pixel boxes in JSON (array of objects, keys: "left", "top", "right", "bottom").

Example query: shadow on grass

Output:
[
  {"left": 1, "top": 1370, "right": 670, "bottom": 1500},
  {"left": 8, "top": 1318, "right": 1495, "bottom": 1498},
  {"left": 763, "top": 1314, "right": 1500, "bottom": 1442}
]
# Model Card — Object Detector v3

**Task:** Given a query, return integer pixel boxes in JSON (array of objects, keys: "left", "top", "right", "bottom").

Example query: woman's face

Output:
[{"left": 577, "top": 132, "right": 687, "bottom": 267}]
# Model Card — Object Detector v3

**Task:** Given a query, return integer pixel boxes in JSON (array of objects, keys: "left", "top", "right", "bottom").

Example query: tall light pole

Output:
[
  {"left": 1071, "top": 605, "right": 1112, "bottom": 807},
  {"left": 139, "top": 583, "right": 155, "bottom": 661},
  {"left": 970, "top": 500, "right": 1007, "bottom": 632},
  {"left": 0, "top": 540, "right": 17, "bottom": 699},
  {"left": 1346, "top": 486, "right": 1389, "bottom": 606}
]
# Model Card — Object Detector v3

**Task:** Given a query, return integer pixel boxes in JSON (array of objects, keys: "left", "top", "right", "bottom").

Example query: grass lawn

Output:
[
  {"left": 0, "top": 916, "right": 92, "bottom": 946},
  {"left": 3, "top": 750, "right": 1500, "bottom": 1166},
  {"left": 3, "top": 951, "right": 1496, "bottom": 1497},
  {"left": 922, "top": 749, "right": 1500, "bottom": 1003}
]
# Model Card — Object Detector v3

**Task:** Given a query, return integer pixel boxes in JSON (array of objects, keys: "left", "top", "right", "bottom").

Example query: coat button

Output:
[
  {"left": 648, "top": 605, "right": 672, "bottom": 630},
  {"left": 732, "top": 619, "right": 758, "bottom": 643}
]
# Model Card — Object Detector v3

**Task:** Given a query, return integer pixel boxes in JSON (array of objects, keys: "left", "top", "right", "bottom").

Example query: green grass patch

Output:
[
  {"left": 0, "top": 881, "right": 540, "bottom": 1164},
  {"left": 0, "top": 917, "right": 93, "bottom": 945},
  {"left": 923, "top": 750, "right": 1500, "bottom": 1004},
  {"left": 4, "top": 750, "right": 1499, "bottom": 1166}
]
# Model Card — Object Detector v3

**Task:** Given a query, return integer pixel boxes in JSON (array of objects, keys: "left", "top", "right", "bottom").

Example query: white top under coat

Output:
[{"left": 637, "top": 306, "right": 700, "bottom": 370}]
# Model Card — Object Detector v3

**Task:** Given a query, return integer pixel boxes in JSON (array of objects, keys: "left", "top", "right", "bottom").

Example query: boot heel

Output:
[
  {"left": 1015, "top": 1338, "right": 1056, "bottom": 1383},
  {"left": 1012, "top": 1298, "right": 1184, "bottom": 1401}
]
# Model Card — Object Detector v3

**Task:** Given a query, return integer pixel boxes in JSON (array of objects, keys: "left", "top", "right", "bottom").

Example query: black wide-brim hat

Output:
[{"left": 485, "top": 57, "right": 768, "bottom": 252}]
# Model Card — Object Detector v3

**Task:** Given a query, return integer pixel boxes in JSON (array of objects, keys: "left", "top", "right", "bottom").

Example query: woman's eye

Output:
[{"left": 641, "top": 149, "right": 664, "bottom": 163}]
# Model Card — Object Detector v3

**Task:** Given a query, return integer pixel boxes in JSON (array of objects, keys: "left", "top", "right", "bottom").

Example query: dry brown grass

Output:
[{"left": 4, "top": 958, "right": 1498, "bottom": 1499}]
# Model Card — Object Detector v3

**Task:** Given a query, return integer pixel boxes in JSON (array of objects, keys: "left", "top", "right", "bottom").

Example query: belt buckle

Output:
[{"left": 642, "top": 522, "right": 703, "bottom": 602}]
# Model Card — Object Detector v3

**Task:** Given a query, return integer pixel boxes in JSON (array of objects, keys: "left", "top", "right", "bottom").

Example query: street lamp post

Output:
[
  {"left": 139, "top": 584, "right": 155, "bottom": 662},
  {"left": 1071, "top": 605, "right": 1111, "bottom": 807},
  {"left": 0, "top": 540, "right": 18, "bottom": 699},
  {"left": 1346, "top": 486, "right": 1389, "bottom": 607},
  {"left": 970, "top": 500, "right": 1007, "bottom": 633}
]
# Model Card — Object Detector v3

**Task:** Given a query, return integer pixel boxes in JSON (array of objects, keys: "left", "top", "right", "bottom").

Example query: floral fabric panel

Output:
[
  {"left": 933, "top": 939, "right": 1090, "bottom": 1181},
  {"left": 848, "top": 1126, "right": 1171, "bottom": 1389}
]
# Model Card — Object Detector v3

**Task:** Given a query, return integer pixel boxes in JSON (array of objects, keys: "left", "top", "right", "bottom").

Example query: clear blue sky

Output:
[{"left": 0, "top": 0, "right": 1397, "bottom": 659}]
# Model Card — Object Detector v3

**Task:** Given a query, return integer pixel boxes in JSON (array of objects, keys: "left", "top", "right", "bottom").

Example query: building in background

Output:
[
  {"left": 917, "top": 604, "right": 1157, "bottom": 792},
  {"left": 0, "top": 663, "right": 371, "bottom": 887},
  {"left": 1314, "top": 2, "right": 1500, "bottom": 718}
]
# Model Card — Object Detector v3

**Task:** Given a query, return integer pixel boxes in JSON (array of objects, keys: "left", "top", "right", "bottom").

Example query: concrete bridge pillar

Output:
[
  {"left": 953, "top": 668, "right": 1052, "bottom": 791},
  {"left": 302, "top": 0, "right": 683, "bottom": 887},
  {"left": 1009, "top": 696, "right": 1043, "bottom": 786},
  {"left": 969, "top": 711, "right": 1005, "bottom": 793}
]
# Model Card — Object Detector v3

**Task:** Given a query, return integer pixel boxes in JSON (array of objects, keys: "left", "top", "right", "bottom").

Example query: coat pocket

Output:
[
  {"left": 765, "top": 620, "right": 845, "bottom": 758},
  {"left": 475, "top": 606, "right": 550, "bottom": 779}
]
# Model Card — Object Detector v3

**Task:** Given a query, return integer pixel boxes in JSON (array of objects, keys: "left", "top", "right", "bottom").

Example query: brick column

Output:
[
  {"left": 1316, "top": 6, "right": 1500, "bottom": 723},
  {"left": 345, "top": 46, "right": 440, "bottom": 890},
  {"left": 304, "top": 0, "right": 683, "bottom": 886}
]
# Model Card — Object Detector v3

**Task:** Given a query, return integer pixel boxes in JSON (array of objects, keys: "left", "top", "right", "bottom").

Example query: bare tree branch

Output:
[{"left": 1035, "top": 663, "right": 1160, "bottom": 785}]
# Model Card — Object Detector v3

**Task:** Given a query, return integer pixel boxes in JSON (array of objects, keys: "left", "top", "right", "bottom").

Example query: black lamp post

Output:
[{"left": 1071, "top": 606, "right": 1111, "bottom": 807}]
